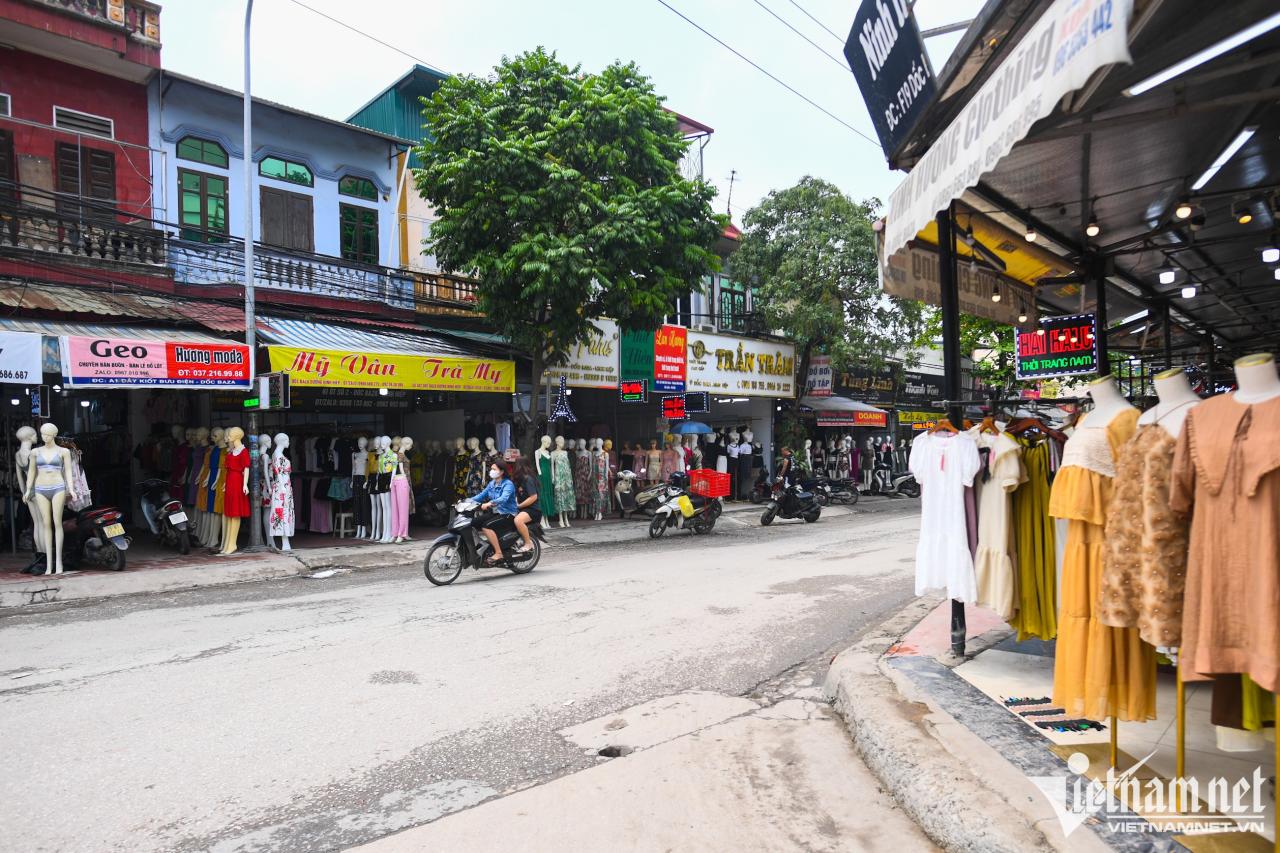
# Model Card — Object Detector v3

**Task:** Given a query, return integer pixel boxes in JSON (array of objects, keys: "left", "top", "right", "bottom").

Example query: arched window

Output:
[
  {"left": 338, "top": 175, "right": 377, "bottom": 201},
  {"left": 176, "top": 136, "right": 228, "bottom": 168},
  {"left": 259, "top": 156, "right": 313, "bottom": 187}
]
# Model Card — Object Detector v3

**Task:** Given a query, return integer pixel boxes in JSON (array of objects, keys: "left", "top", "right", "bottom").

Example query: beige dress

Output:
[
  {"left": 969, "top": 429, "right": 1025, "bottom": 621},
  {"left": 1171, "top": 395, "right": 1280, "bottom": 692}
]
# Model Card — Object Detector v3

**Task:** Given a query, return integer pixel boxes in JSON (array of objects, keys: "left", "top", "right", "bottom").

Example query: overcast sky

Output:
[{"left": 160, "top": 0, "right": 983, "bottom": 220}]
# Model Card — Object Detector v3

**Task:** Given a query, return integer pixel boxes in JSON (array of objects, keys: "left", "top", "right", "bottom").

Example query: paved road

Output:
[{"left": 0, "top": 500, "right": 921, "bottom": 852}]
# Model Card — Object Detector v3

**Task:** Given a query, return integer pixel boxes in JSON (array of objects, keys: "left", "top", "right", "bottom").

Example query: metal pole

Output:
[
  {"left": 6, "top": 414, "right": 14, "bottom": 554},
  {"left": 1094, "top": 271, "right": 1110, "bottom": 377},
  {"left": 243, "top": 0, "right": 263, "bottom": 550},
  {"left": 936, "top": 203, "right": 966, "bottom": 658},
  {"left": 1162, "top": 300, "right": 1173, "bottom": 371}
]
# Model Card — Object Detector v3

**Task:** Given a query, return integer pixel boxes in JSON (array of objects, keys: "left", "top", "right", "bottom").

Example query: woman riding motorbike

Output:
[
  {"left": 468, "top": 461, "right": 518, "bottom": 565},
  {"left": 511, "top": 457, "right": 541, "bottom": 555}
]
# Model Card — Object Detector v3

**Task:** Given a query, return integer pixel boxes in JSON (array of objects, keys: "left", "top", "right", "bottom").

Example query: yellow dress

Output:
[
  {"left": 1050, "top": 408, "right": 1156, "bottom": 721},
  {"left": 1009, "top": 438, "right": 1056, "bottom": 641},
  {"left": 213, "top": 452, "right": 228, "bottom": 515},
  {"left": 194, "top": 447, "right": 212, "bottom": 512}
]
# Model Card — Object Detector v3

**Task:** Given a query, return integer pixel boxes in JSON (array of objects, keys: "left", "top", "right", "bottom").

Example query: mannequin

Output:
[
  {"left": 390, "top": 436, "right": 413, "bottom": 543},
  {"left": 23, "top": 423, "right": 77, "bottom": 574},
  {"left": 604, "top": 438, "right": 618, "bottom": 476},
  {"left": 535, "top": 435, "right": 558, "bottom": 518},
  {"left": 218, "top": 427, "right": 250, "bottom": 556},
  {"left": 1138, "top": 367, "right": 1202, "bottom": 437},
  {"left": 14, "top": 426, "right": 43, "bottom": 555},
  {"left": 452, "top": 437, "right": 470, "bottom": 501},
  {"left": 629, "top": 442, "right": 647, "bottom": 481},
  {"left": 589, "top": 438, "right": 609, "bottom": 521},
  {"left": 483, "top": 436, "right": 500, "bottom": 468},
  {"left": 861, "top": 438, "right": 874, "bottom": 489},
  {"left": 353, "top": 435, "right": 370, "bottom": 538},
  {"left": 1233, "top": 352, "right": 1280, "bottom": 403},
  {"left": 804, "top": 438, "right": 815, "bottom": 473},
  {"left": 169, "top": 424, "right": 191, "bottom": 503},
  {"left": 827, "top": 438, "right": 840, "bottom": 479},
  {"left": 659, "top": 437, "right": 679, "bottom": 484},
  {"left": 738, "top": 428, "right": 754, "bottom": 499},
  {"left": 201, "top": 427, "right": 226, "bottom": 549},
  {"left": 464, "top": 437, "right": 484, "bottom": 496},
  {"left": 726, "top": 430, "right": 741, "bottom": 500},
  {"left": 378, "top": 436, "right": 397, "bottom": 543},
  {"left": 190, "top": 427, "right": 211, "bottom": 537},
  {"left": 256, "top": 433, "right": 272, "bottom": 544},
  {"left": 367, "top": 437, "right": 385, "bottom": 541},
  {"left": 645, "top": 440, "right": 662, "bottom": 487},
  {"left": 574, "top": 438, "right": 592, "bottom": 519},
  {"left": 550, "top": 435, "right": 575, "bottom": 528},
  {"left": 1083, "top": 374, "right": 1135, "bottom": 428},
  {"left": 267, "top": 433, "right": 295, "bottom": 551}
]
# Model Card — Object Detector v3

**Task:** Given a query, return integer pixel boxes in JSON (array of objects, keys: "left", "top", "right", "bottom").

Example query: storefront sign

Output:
[
  {"left": 61, "top": 336, "right": 252, "bottom": 388},
  {"left": 0, "top": 331, "right": 42, "bottom": 383},
  {"left": 844, "top": 0, "right": 936, "bottom": 158},
  {"left": 661, "top": 395, "right": 687, "bottom": 420},
  {"left": 882, "top": 242, "right": 1036, "bottom": 327},
  {"left": 815, "top": 410, "right": 888, "bottom": 428},
  {"left": 898, "top": 409, "right": 944, "bottom": 430},
  {"left": 882, "top": 0, "right": 1134, "bottom": 260},
  {"left": 653, "top": 325, "right": 687, "bottom": 393},
  {"left": 545, "top": 319, "right": 619, "bottom": 389},
  {"left": 898, "top": 370, "right": 943, "bottom": 406},
  {"left": 835, "top": 364, "right": 898, "bottom": 404},
  {"left": 266, "top": 347, "right": 515, "bottom": 393},
  {"left": 1016, "top": 314, "right": 1098, "bottom": 379},
  {"left": 620, "top": 328, "right": 656, "bottom": 383},
  {"left": 806, "top": 355, "right": 833, "bottom": 397},
  {"left": 684, "top": 391, "right": 709, "bottom": 413},
  {"left": 618, "top": 379, "right": 648, "bottom": 403},
  {"left": 685, "top": 331, "right": 796, "bottom": 398}
]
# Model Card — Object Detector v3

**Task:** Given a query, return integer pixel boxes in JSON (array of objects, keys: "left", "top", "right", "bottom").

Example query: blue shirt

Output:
[{"left": 471, "top": 478, "right": 518, "bottom": 515}]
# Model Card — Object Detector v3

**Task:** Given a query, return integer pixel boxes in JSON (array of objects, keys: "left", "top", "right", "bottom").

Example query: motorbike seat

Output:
[
  {"left": 687, "top": 493, "right": 709, "bottom": 509},
  {"left": 794, "top": 491, "right": 813, "bottom": 501}
]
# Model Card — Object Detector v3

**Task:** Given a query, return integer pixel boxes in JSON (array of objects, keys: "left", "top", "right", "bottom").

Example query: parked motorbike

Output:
[
  {"left": 423, "top": 499, "right": 546, "bottom": 585},
  {"left": 137, "top": 478, "right": 191, "bottom": 554},
  {"left": 415, "top": 484, "right": 450, "bottom": 527},
  {"left": 648, "top": 473, "right": 722, "bottom": 538},
  {"left": 761, "top": 481, "right": 822, "bottom": 525},
  {"left": 64, "top": 506, "right": 129, "bottom": 571},
  {"left": 826, "top": 478, "right": 860, "bottom": 505},
  {"left": 749, "top": 469, "right": 835, "bottom": 507},
  {"left": 614, "top": 469, "right": 668, "bottom": 519},
  {"left": 869, "top": 465, "right": 920, "bottom": 498}
]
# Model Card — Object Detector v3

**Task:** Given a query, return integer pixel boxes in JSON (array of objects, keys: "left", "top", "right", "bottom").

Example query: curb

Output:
[{"left": 823, "top": 598, "right": 1056, "bottom": 853}]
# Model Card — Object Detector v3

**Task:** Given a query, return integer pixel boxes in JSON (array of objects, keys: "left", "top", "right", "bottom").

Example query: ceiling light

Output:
[
  {"left": 1159, "top": 270, "right": 1176, "bottom": 284},
  {"left": 8, "top": 398, "right": 17, "bottom": 406},
  {"left": 1124, "top": 12, "right": 1280, "bottom": 96},
  {"left": 1174, "top": 198, "right": 1193, "bottom": 220},
  {"left": 1085, "top": 217, "right": 1100, "bottom": 238},
  {"left": 1181, "top": 285, "right": 1197, "bottom": 299},
  {"left": 1036, "top": 328, "right": 1045, "bottom": 336},
  {"left": 991, "top": 284, "right": 1001, "bottom": 303},
  {"left": 1017, "top": 311, "right": 1028, "bottom": 323},
  {"left": 1263, "top": 247, "right": 1279, "bottom": 264},
  {"left": 1192, "top": 128, "right": 1257, "bottom": 191},
  {"left": 80, "top": 400, "right": 91, "bottom": 408},
  {"left": 1234, "top": 199, "right": 1254, "bottom": 225},
  {"left": 1024, "top": 226, "right": 1037, "bottom": 242},
  {"left": 1275, "top": 268, "right": 1280, "bottom": 281}
]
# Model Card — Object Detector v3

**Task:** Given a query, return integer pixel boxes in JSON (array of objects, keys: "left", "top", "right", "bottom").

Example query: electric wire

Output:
[
  {"left": 284, "top": 0, "right": 449, "bottom": 75},
  {"left": 749, "top": 0, "right": 849, "bottom": 71},
  {"left": 786, "top": 0, "right": 846, "bottom": 44},
  {"left": 652, "top": 0, "right": 879, "bottom": 148}
]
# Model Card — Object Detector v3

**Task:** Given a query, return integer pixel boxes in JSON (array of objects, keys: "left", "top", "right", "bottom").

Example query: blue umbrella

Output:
[{"left": 668, "top": 420, "right": 712, "bottom": 434}]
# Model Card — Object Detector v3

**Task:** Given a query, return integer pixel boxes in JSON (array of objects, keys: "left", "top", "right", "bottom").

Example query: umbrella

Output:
[{"left": 668, "top": 420, "right": 713, "bottom": 434}]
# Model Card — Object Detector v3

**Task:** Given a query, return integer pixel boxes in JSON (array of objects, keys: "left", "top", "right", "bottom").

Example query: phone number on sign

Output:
[{"left": 0, "top": 369, "right": 33, "bottom": 381}]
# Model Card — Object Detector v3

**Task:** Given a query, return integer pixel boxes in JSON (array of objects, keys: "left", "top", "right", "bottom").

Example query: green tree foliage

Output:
[
  {"left": 414, "top": 48, "right": 724, "bottom": 431},
  {"left": 914, "top": 311, "right": 1018, "bottom": 391},
  {"left": 732, "top": 177, "right": 926, "bottom": 397}
]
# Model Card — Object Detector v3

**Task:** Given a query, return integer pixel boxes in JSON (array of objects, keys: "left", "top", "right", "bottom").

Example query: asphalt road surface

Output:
[{"left": 0, "top": 500, "right": 921, "bottom": 852}]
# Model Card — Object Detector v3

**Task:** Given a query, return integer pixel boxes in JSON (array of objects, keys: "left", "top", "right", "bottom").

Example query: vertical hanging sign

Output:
[
  {"left": 619, "top": 328, "right": 656, "bottom": 384},
  {"left": 653, "top": 325, "right": 687, "bottom": 393}
]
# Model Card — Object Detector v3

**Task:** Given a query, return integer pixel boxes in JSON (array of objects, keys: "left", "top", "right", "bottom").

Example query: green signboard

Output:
[{"left": 619, "top": 328, "right": 656, "bottom": 383}]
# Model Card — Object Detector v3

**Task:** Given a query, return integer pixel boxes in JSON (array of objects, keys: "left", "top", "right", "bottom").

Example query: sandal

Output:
[
  {"left": 515, "top": 544, "right": 533, "bottom": 554},
  {"left": 484, "top": 555, "right": 504, "bottom": 567}
]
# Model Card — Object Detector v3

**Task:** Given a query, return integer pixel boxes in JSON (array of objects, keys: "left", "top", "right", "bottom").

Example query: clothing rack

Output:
[{"left": 929, "top": 396, "right": 1084, "bottom": 408}]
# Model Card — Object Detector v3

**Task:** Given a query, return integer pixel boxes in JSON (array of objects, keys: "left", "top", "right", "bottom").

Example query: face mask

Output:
[{"left": 489, "top": 469, "right": 500, "bottom": 480}]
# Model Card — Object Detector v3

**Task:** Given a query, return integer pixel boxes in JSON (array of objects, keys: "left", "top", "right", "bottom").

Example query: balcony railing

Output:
[
  {"left": 413, "top": 272, "right": 481, "bottom": 317},
  {"left": 0, "top": 195, "right": 166, "bottom": 266}
]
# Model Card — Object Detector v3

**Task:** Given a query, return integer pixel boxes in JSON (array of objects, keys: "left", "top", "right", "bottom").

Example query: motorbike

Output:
[
  {"left": 648, "top": 473, "right": 722, "bottom": 538},
  {"left": 415, "top": 483, "right": 450, "bottom": 527},
  {"left": 614, "top": 469, "right": 669, "bottom": 519},
  {"left": 869, "top": 465, "right": 921, "bottom": 498},
  {"left": 761, "top": 481, "right": 822, "bottom": 525},
  {"left": 826, "top": 478, "right": 861, "bottom": 505},
  {"left": 749, "top": 468, "right": 834, "bottom": 507},
  {"left": 64, "top": 506, "right": 129, "bottom": 571},
  {"left": 137, "top": 478, "right": 191, "bottom": 554},
  {"left": 423, "top": 498, "right": 546, "bottom": 586}
]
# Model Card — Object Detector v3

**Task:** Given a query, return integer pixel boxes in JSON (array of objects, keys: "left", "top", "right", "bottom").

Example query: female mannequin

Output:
[
  {"left": 604, "top": 438, "right": 618, "bottom": 475},
  {"left": 738, "top": 428, "right": 754, "bottom": 499},
  {"left": 646, "top": 439, "right": 663, "bottom": 487},
  {"left": 15, "top": 426, "right": 43, "bottom": 555},
  {"left": 1233, "top": 352, "right": 1280, "bottom": 403},
  {"left": 1083, "top": 374, "right": 1135, "bottom": 428},
  {"left": 352, "top": 436, "right": 369, "bottom": 538},
  {"left": 589, "top": 438, "right": 610, "bottom": 521},
  {"left": 390, "top": 436, "right": 413, "bottom": 543},
  {"left": 574, "top": 438, "right": 592, "bottom": 519},
  {"left": 535, "top": 435, "right": 558, "bottom": 518},
  {"left": 659, "top": 438, "right": 680, "bottom": 484},
  {"left": 269, "top": 433, "right": 295, "bottom": 551},
  {"left": 202, "top": 427, "right": 226, "bottom": 549},
  {"left": 452, "top": 437, "right": 470, "bottom": 501},
  {"left": 829, "top": 439, "right": 841, "bottom": 479},
  {"left": 191, "top": 427, "right": 212, "bottom": 537},
  {"left": 256, "top": 433, "right": 273, "bottom": 544},
  {"left": 378, "top": 436, "right": 397, "bottom": 543},
  {"left": 688, "top": 436, "right": 703, "bottom": 470},
  {"left": 218, "top": 427, "right": 250, "bottom": 556},
  {"left": 551, "top": 435, "right": 575, "bottom": 528},
  {"left": 464, "top": 437, "right": 484, "bottom": 496},
  {"left": 726, "top": 431, "right": 741, "bottom": 499},
  {"left": 630, "top": 442, "right": 647, "bottom": 481},
  {"left": 23, "top": 423, "right": 78, "bottom": 574},
  {"left": 837, "top": 438, "right": 853, "bottom": 481},
  {"left": 862, "top": 438, "right": 874, "bottom": 489},
  {"left": 483, "top": 436, "right": 500, "bottom": 469},
  {"left": 713, "top": 434, "right": 729, "bottom": 477},
  {"left": 807, "top": 439, "right": 819, "bottom": 475},
  {"left": 367, "top": 437, "right": 384, "bottom": 541},
  {"left": 1138, "top": 367, "right": 1201, "bottom": 437}
]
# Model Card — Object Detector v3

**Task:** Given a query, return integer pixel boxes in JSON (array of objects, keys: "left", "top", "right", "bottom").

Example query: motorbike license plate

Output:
[
  {"left": 169, "top": 512, "right": 188, "bottom": 525},
  {"left": 103, "top": 523, "right": 125, "bottom": 538}
]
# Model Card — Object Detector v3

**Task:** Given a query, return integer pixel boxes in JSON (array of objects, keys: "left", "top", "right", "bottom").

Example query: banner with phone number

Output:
[
  {"left": 61, "top": 335, "right": 252, "bottom": 388},
  {"left": 0, "top": 331, "right": 42, "bottom": 383}
]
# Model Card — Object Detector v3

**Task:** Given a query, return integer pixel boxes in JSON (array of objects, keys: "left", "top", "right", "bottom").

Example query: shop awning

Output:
[
  {"left": 256, "top": 316, "right": 477, "bottom": 357},
  {"left": 799, "top": 395, "right": 888, "bottom": 414},
  {"left": 800, "top": 395, "right": 890, "bottom": 428},
  {"left": 0, "top": 282, "right": 246, "bottom": 331}
]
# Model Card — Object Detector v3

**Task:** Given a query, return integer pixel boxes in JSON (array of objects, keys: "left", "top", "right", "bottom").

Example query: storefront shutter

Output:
[{"left": 287, "top": 191, "right": 313, "bottom": 253}]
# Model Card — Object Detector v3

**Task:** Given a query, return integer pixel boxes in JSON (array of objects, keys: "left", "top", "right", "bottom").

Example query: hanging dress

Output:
[
  {"left": 1050, "top": 409, "right": 1156, "bottom": 722},
  {"left": 1008, "top": 437, "right": 1057, "bottom": 641},
  {"left": 269, "top": 454, "right": 295, "bottom": 536},
  {"left": 551, "top": 449, "right": 576, "bottom": 513},
  {"left": 969, "top": 429, "right": 1025, "bottom": 622},
  {"left": 908, "top": 431, "right": 981, "bottom": 600},
  {"left": 536, "top": 452, "right": 558, "bottom": 516}
]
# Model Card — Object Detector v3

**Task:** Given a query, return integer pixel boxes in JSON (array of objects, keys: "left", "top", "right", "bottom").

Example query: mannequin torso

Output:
[
  {"left": 1233, "top": 354, "right": 1280, "bottom": 404},
  {"left": 1083, "top": 375, "right": 1136, "bottom": 428},
  {"left": 1139, "top": 369, "right": 1202, "bottom": 437}
]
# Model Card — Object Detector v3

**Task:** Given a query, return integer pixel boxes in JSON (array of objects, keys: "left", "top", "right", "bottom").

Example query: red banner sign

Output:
[
  {"left": 653, "top": 325, "right": 687, "bottom": 393},
  {"left": 661, "top": 394, "right": 687, "bottom": 420},
  {"left": 815, "top": 410, "right": 888, "bottom": 428},
  {"left": 62, "top": 336, "right": 252, "bottom": 388}
]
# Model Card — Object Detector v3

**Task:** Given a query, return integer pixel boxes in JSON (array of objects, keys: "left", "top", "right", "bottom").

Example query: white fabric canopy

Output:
[{"left": 799, "top": 395, "right": 889, "bottom": 415}]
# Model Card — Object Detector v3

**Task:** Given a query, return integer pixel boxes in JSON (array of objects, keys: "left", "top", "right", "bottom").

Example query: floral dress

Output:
[
  {"left": 551, "top": 449, "right": 576, "bottom": 513},
  {"left": 269, "top": 454, "right": 295, "bottom": 537},
  {"left": 573, "top": 451, "right": 593, "bottom": 507},
  {"left": 589, "top": 451, "right": 611, "bottom": 515}
]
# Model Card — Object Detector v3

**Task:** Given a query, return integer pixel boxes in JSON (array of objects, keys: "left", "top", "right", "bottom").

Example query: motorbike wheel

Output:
[
  {"left": 901, "top": 481, "right": 921, "bottom": 498},
  {"left": 177, "top": 530, "right": 191, "bottom": 555},
  {"left": 105, "top": 545, "right": 127, "bottom": 571},
  {"left": 749, "top": 490, "right": 764, "bottom": 505},
  {"left": 815, "top": 490, "right": 831, "bottom": 507},
  {"left": 424, "top": 542, "right": 464, "bottom": 586},
  {"left": 847, "top": 487, "right": 860, "bottom": 505},
  {"left": 803, "top": 506, "right": 822, "bottom": 523},
  {"left": 760, "top": 506, "right": 777, "bottom": 526},
  {"left": 508, "top": 539, "right": 540, "bottom": 574},
  {"left": 648, "top": 515, "right": 667, "bottom": 539}
]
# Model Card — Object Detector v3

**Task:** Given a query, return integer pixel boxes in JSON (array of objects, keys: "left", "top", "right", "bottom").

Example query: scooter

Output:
[
  {"left": 614, "top": 469, "right": 668, "bottom": 519},
  {"left": 138, "top": 478, "right": 191, "bottom": 555},
  {"left": 415, "top": 484, "right": 450, "bottom": 527},
  {"left": 64, "top": 505, "right": 129, "bottom": 571},
  {"left": 761, "top": 481, "right": 822, "bottom": 525},
  {"left": 870, "top": 465, "right": 920, "bottom": 498},
  {"left": 749, "top": 468, "right": 833, "bottom": 507},
  {"left": 648, "top": 473, "right": 722, "bottom": 538},
  {"left": 423, "top": 499, "right": 546, "bottom": 586},
  {"left": 826, "top": 478, "right": 860, "bottom": 505}
]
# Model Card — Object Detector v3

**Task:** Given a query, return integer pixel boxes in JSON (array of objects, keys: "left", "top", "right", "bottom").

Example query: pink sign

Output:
[{"left": 62, "top": 336, "right": 251, "bottom": 388}]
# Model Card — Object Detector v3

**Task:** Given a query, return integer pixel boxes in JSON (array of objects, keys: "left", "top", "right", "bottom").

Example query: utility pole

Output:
[
  {"left": 243, "top": 0, "right": 263, "bottom": 549},
  {"left": 726, "top": 169, "right": 736, "bottom": 216}
]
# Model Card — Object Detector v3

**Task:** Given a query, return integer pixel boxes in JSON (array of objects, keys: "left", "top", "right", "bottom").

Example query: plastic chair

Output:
[{"left": 335, "top": 512, "right": 354, "bottom": 539}]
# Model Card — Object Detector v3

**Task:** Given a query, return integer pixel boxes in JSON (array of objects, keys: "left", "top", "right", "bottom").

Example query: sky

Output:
[{"left": 158, "top": 0, "right": 984, "bottom": 221}]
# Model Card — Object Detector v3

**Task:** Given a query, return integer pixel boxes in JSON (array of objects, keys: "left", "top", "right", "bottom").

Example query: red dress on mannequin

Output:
[{"left": 221, "top": 447, "right": 251, "bottom": 518}]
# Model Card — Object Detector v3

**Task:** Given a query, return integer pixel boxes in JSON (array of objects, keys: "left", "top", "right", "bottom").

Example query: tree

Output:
[
  {"left": 731, "top": 177, "right": 926, "bottom": 397},
  {"left": 914, "top": 312, "right": 1018, "bottom": 391},
  {"left": 414, "top": 48, "right": 724, "bottom": 438}
]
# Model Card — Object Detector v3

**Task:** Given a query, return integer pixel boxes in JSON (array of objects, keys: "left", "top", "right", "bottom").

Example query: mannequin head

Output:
[
  {"left": 225, "top": 426, "right": 245, "bottom": 448},
  {"left": 743, "top": 428, "right": 753, "bottom": 443},
  {"left": 1234, "top": 352, "right": 1279, "bottom": 402},
  {"left": 729, "top": 430, "right": 740, "bottom": 443},
  {"left": 171, "top": 424, "right": 185, "bottom": 441},
  {"left": 484, "top": 437, "right": 495, "bottom": 452},
  {"left": 382, "top": 435, "right": 393, "bottom": 452},
  {"left": 540, "top": 435, "right": 552, "bottom": 451},
  {"left": 185, "top": 427, "right": 196, "bottom": 443},
  {"left": 454, "top": 437, "right": 465, "bottom": 452},
  {"left": 466, "top": 437, "right": 479, "bottom": 452},
  {"left": 16, "top": 425, "right": 36, "bottom": 446},
  {"left": 39, "top": 423, "right": 58, "bottom": 443},
  {"left": 257, "top": 434, "right": 270, "bottom": 454},
  {"left": 864, "top": 438, "right": 873, "bottom": 450},
  {"left": 804, "top": 439, "right": 811, "bottom": 450},
  {"left": 195, "top": 427, "right": 210, "bottom": 446},
  {"left": 211, "top": 427, "right": 226, "bottom": 447},
  {"left": 554, "top": 435, "right": 566, "bottom": 450},
  {"left": 604, "top": 439, "right": 613, "bottom": 452},
  {"left": 391, "top": 436, "right": 402, "bottom": 452},
  {"left": 357, "top": 435, "right": 368, "bottom": 451},
  {"left": 576, "top": 438, "right": 587, "bottom": 451},
  {"left": 649, "top": 439, "right": 658, "bottom": 450},
  {"left": 401, "top": 436, "right": 414, "bottom": 453},
  {"left": 274, "top": 433, "right": 290, "bottom": 451}
]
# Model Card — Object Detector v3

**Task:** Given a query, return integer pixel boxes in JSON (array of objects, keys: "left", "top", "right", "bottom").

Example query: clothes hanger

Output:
[{"left": 929, "top": 418, "right": 958, "bottom": 434}]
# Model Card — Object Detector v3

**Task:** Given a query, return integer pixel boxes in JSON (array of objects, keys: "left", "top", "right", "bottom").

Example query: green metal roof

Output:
[{"left": 347, "top": 65, "right": 450, "bottom": 167}]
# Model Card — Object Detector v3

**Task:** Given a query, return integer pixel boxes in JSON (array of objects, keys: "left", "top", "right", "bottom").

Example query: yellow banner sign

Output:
[{"left": 266, "top": 347, "right": 515, "bottom": 393}]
